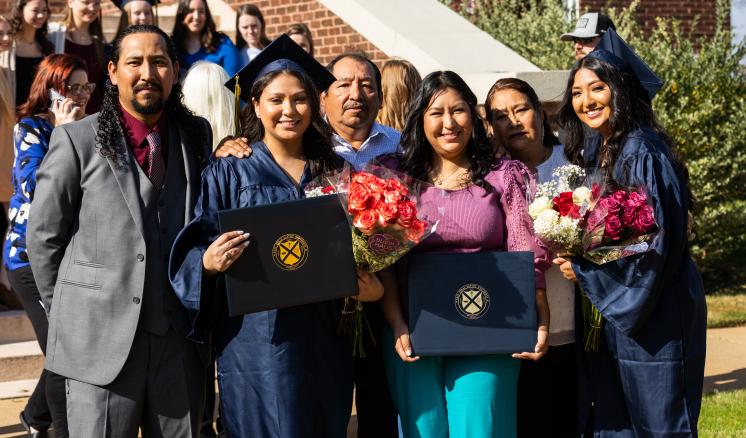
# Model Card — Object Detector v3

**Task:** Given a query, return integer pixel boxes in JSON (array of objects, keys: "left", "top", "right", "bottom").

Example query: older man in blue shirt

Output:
[
  {"left": 321, "top": 52, "right": 400, "bottom": 170},
  {"left": 321, "top": 51, "right": 400, "bottom": 438}
]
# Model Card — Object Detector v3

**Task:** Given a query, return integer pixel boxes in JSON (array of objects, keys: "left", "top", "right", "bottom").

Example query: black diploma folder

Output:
[
  {"left": 408, "top": 251, "right": 537, "bottom": 356},
  {"left": 218, "top": 195, "right": 358, "bottom": 316}
]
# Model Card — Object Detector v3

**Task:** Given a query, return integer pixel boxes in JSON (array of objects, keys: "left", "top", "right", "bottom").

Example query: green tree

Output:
[
  {"left": 445, "top": 0, "right": 746, "bottom": 283},
  {"left": 445, "top": 0, "right": 576, "bottom": 70}
]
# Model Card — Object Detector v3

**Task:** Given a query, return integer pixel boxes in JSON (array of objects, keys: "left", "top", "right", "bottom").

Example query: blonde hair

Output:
[
  {"left": 182, "top": 61, "right": 235, "bottom": 151},
  {"left": 61, "top": 4, "right": 105, "bottom": 64},
  {"left": 377, "top": 58, "right": 421, "bottom": 132}
]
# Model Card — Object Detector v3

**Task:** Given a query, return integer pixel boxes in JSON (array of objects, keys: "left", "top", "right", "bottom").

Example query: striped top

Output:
[
  {"left": 416, "top": 159, "right": 549, "bottom": 288},
  {"left": 331, "top": 122, "right": 401, "bottom": 170}
]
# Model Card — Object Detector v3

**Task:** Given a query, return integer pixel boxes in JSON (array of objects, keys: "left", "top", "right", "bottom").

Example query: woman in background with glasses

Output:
[{"left": 4, "top": 53, "right": 92, "bottom": 438}]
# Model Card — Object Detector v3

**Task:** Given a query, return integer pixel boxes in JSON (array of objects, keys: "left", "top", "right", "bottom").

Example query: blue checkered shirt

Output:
[{"left": 331, "top": 122, "right": 401, "bottom": 170}]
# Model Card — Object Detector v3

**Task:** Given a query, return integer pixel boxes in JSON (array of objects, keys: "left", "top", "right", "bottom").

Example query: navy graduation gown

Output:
[
  {"left": 572, "top": 127, "right": 706, "bottom": 438},
  {"left": 169, "top": 142, "right": 353, "bottom": 438}
]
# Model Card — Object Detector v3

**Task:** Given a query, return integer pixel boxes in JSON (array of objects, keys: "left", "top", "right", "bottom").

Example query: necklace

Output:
[{"left": 432, "top": 166, "right": 469, "bottom": 187}]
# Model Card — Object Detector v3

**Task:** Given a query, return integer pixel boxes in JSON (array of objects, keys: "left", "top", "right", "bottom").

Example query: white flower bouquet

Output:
[{"left": 528, "top": 164, "right": 598, "bottom": 255}]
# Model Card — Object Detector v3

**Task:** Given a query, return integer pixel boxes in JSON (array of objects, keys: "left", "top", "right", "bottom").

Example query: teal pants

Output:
[{"left": 382, "top": 326, "right": 520, "bottom": 438}]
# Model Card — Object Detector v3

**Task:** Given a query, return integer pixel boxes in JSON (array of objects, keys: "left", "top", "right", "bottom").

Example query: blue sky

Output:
[{"left": 734, "top": 0, "right": 746, "bottom": 63}]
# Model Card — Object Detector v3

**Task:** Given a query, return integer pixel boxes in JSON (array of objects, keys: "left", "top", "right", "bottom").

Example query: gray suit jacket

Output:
[{"left": 27, "top": 113, "right": 211, "bottom": 386}]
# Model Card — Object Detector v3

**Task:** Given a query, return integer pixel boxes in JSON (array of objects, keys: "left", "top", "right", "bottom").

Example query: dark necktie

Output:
[{"left": 146, "top": 131, "right": 165, "bottom": 189}]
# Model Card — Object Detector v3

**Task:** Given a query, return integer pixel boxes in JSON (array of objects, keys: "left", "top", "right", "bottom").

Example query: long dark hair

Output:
[
  {"left": 9, "top": 0, "right": 54, "bottom": 55},
  {"left": 16, "top": 54, "right": 85, "bottom": 120},
  {"left": 485, "top": 77, "right": 559, "bottom": 149},
  {"left": 240, "top": 69, "right": 341, "bottom": 178},
  {"left": 557, "top": 55, "right": 693, "bottom": 209},
  {"left": 235, "top": 4, "right": 270, "bottom": 49},
  {"left": 96, "top": 25, "right": 207, "bottom": 169},
  {"left": 400, "top": 70, "right": 496, "bottom": 192},
  {"left": 172, "top": 0, "right": 221, "bottom": 54}
]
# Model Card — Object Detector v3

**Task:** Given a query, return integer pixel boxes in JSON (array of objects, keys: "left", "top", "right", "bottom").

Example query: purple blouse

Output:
[{"left": 415, "top": 159, "right": 549, "bottom": 288}]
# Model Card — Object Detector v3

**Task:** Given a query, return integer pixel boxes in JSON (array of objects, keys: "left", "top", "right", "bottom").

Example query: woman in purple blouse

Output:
[{"left": 379, "top": 70, "right": 550, "bottom": 437}]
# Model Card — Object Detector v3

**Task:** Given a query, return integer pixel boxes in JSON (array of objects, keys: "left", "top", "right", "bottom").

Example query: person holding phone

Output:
[{"left": 4, "top": 53, "right": 90, "bottom": 438}]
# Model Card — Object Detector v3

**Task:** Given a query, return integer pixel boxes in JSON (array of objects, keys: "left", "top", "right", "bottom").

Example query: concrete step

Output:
[
  {"left": 0, "top": 311, "right": 36, "bottom": 345},
  {"left": 0, "top": 378, "right": 37, "bottom": 400},
  {"left": 0, "top": 341, "right": 43, "bottom": 383}
]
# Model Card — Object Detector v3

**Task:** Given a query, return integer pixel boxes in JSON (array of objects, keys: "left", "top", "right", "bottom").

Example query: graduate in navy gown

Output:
[
  {"left": 554, "top": 39, "right": 706, "bottom": 436},
  {"left": 168, "top": 35, "right": 383, "bottom": 437}
]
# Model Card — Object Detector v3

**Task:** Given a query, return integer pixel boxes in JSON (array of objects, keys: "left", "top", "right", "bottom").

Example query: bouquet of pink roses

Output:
[
  {"left": 582, "top": 188, "right": 658, "bottom": 264},
  {"left": 579, "top": 186, "right": 659, "bottom": 351}
]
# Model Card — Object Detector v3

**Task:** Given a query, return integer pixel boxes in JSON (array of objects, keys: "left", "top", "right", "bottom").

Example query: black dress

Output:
[{"left": 15, "top": 56, "right": 44, "bottom": 106}]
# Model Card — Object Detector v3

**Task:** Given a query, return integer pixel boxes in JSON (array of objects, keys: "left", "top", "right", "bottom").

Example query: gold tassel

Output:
[{"left": 233, "top": 75, "right": 242, "bottom": 136}]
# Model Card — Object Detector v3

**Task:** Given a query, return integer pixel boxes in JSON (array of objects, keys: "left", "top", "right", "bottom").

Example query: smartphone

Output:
[{"left": 48, "top": 88, "right": 64, "bottom": 110}]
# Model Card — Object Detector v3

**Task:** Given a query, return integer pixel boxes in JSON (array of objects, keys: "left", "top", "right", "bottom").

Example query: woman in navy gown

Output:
[
  {"left": 169, "top": 37, "right": 382, "bottom": 437},
  {"left": 555, "top": 50, "right": 706, "bottom": 437}
]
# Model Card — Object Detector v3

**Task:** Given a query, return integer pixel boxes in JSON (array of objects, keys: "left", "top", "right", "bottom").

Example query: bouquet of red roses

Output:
[
  {"left": 306, "top": 164, "right": 439, "bottom": 356},
  {"left": 346, "top": 170, "right": 434, "bottom": 272},
  {"left": 578, "top": 187, "right": 659, "bottom": 351}
]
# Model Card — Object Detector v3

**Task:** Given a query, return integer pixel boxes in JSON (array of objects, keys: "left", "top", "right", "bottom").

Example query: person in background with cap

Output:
[
  {"left": 112, "top": 0, "right": 158, "bottom": 41},
  {"left": 555, "top": 29, "right": 705, "bottom": 437},
  {"left": 168, "top": 34, "right": 384, "bottom": 438},
  {"left": 27, "top": 25, "right": 216, "bottom": 436},
  {"left": 561, "top": 12, "right": 616, "bottom": 61}
]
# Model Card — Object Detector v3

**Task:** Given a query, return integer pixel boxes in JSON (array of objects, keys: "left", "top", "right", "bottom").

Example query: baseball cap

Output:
[{"left": 561, "top": 12, "right": 616, "bottom": 41}]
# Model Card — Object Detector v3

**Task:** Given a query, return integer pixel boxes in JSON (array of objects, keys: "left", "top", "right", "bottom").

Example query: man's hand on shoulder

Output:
[{"left": 214, "top": 136, "right": 252, "bottom": 159}]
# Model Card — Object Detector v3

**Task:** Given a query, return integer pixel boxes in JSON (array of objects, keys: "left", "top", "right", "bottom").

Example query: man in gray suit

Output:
[{"left": 28, "top": 25, "right": 211, "bottom": 437}]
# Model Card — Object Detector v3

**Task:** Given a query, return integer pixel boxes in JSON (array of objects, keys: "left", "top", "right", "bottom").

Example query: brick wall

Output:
[
  {"left": 579, "top": 0, "right": 726, "bottom": 41},
  {"left": 228, "top": 0, "right": 389, "bottom": 67},
  {"left": 0, "top": 0, "right": 390, "bottom": 67}
]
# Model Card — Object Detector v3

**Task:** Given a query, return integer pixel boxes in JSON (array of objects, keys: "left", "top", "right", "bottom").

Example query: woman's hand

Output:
[
  {"left": 554, "top": 257, "right": 577, "bottom": 283},
  {"left": 51, "top": 97, "right": 84, "bottom": 127},
  {"left": 392, "top": 322, "right": 420, "bottom": 362},
  {"left": 512, "top": 325, "right": 548, "bottom": 361},
  {"left": 513, "top": 287, "right": 549, "bottom": 361},
  {"left": 214, "top": 136, "right": 252, "bottom": 158},
  {"left": 354, "top": 270, "right": 384, "bottom": 302},
  {"left": 202, "top": 230, "right": 251, "bottom": 276}
]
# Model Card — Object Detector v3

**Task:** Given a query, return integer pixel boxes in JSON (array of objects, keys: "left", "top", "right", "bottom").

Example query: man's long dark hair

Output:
[
  {"left": 557, "top": 55, "right": 693, "bottom": 209},
  {"left": 240, "top": 69, "right": 341, "bottom": 178},
  {"left": 96, "top": 25, "right": 207, "bottom": 169},
  {"left": 400, "top": 70, "right": 496, "bottom": 192}
]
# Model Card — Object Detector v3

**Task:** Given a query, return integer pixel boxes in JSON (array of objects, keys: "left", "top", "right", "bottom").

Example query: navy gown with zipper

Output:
[
  {"left": 572, "top": 127, "right": 706, "bottom": 437},
  {"left": 169, "top": 142, "right": 353, "bottom": 438}
]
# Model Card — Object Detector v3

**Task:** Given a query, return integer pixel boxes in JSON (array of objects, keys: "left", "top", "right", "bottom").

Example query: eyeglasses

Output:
[
  {"left": 66, "top": 83, "right": 96, "bottom": 95},
  {"left": 573, "top": 37, "right": 597, "bottom": 45}
]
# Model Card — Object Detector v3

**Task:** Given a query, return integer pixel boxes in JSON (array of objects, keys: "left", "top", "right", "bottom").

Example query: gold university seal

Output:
[
  {"left": 455, "top": 283, "right": 490, "bottom": 320},
  {"left": 272, "top": 234, "right": 309, "bottom": 271}
]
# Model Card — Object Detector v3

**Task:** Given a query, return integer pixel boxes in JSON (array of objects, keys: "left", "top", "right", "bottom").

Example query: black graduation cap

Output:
[
  {"left": 588, "top": 28, "right": 663, "bottom": 100},
  {"left": 225, "top": 33, "right": 336, "bottom": 101},
  {"left": 111, "top": 0, "right": 159, "bottom": 10}
]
